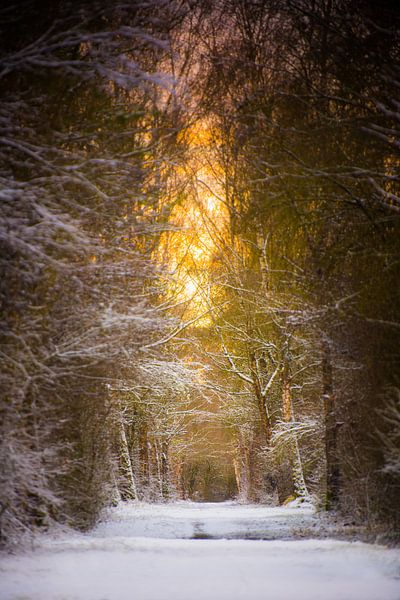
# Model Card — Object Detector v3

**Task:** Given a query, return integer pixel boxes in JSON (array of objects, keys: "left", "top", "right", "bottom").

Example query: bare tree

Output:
[{"left": 0, "top": 0, "right": 183, "bottom": 545}]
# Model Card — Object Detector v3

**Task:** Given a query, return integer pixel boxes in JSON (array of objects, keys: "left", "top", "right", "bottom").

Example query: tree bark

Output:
[
  {"left": 161, "top": 440, "right": 170, "bottom": 500},
  {"left": 322, "top": 339, "right": 340, "bottom": 510},
  {"left": 249, "top": 351, "right": 272, "bottom": 444},
  {"left": 277, "top": 355, "right": 296, "bottom": 502},
  {"left": 117, "top": 416, "right": 138, "bottom": 501}
]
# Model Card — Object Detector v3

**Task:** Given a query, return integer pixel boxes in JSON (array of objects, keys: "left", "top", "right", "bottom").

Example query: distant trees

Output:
[{"left": 111, "top": 357, "right": 206, "bottom": 501}]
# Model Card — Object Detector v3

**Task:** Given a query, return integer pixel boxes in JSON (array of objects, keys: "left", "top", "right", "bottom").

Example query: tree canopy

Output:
[{"left": 1, "top": 0, "right": 400, "bottom": 547}]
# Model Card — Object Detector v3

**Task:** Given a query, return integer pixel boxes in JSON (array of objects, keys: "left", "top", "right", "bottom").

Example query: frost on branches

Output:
[{"left": 0, "top": 0, "right": 180, "bottom": 546}]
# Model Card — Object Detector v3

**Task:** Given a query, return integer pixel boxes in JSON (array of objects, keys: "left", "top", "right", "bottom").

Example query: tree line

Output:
[
  {"left": 182, "top": 0, "right": 400, "bottom": 528},
  {"left": 1, "top": 0, "right": 399, "bottom": 547}
]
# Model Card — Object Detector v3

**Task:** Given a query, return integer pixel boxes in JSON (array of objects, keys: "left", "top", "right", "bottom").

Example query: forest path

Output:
[{"left": 1, "top": 502, "right": 400, "bottom": 600}]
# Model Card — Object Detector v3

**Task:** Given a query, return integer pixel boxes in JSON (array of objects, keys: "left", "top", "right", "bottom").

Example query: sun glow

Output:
[
  {"left": 184, "top": 278, "right": 198, "bottom": 299},
  {"left": 157, "top": 118, "right": 229, "bottom": 322}
]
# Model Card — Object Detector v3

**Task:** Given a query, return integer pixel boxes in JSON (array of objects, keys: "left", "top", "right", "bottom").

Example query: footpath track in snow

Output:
[{"left": 1, "top": 502, "right": 400, "bottom": 600}]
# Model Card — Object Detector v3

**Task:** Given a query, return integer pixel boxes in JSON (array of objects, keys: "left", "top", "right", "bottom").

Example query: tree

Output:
[
  {"left": 0, "top": 0, "right": 182, "bottom": 545},
  {"left": 180, "top": 0, "right": 400, "bottom": 523}
]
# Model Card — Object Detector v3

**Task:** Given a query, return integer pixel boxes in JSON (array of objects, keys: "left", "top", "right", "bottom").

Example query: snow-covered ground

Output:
[{"left": 1, "top": 501, "right": 400, "bottom": 600}]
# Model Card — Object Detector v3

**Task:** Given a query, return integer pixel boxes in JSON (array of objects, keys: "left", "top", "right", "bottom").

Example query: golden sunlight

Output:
[{"left": 158, "top": 119, "right": 228, "bottom": 315}]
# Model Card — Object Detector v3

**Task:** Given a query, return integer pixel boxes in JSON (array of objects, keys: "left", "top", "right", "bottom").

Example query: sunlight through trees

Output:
[{"left": 1, "top": 0, "right": 400, "bottom": 548}]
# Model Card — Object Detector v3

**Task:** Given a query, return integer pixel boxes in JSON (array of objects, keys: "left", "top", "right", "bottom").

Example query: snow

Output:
[
  {"left": 1, "top": 502, "right": 400, "bottom": 600},
  {"left": 91, "top": 499, "right": 317, "bottom": 540}
]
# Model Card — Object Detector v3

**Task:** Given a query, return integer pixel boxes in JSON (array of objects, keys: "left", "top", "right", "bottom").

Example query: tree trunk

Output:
[
  {"left": 139, "top": 423, "right": 150, "bottom": 489},
  {"left": 282, "top": 359, "right": 293, "bottom": 422},
  {"left": 277, "top": 356, "right": 296, "bottom": 503},
  {"left": 322, "top": 339, "right": 340, "bottom": 510},
  {"left": 249, "top": 351, "right": 272, "bottom": 444},
  {"left": 117, "top": 416, "right": 138, "bottom": 501},
  {"left": 293, "top": 434, "right": 309, "bottom": 499},
  {"left": 280, "top": 351, "right": 309, "bottom": 501},
  {"left": 161, "top": 440, "right": 170, "bottom": 500}
]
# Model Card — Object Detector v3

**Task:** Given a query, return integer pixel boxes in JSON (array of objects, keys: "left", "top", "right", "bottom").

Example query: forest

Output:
[{"left": 1, "top": 0, "right": 400, "bottom": 549}]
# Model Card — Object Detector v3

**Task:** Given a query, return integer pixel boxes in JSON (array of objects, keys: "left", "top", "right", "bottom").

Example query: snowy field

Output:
[{"left": 1, "top": 501, "right": 400, "bottom": 600}]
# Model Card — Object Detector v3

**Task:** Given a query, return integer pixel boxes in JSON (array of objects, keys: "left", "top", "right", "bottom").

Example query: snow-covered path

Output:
[{"left": 1, "top": 502, "right": 400, "bottom": 600}]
